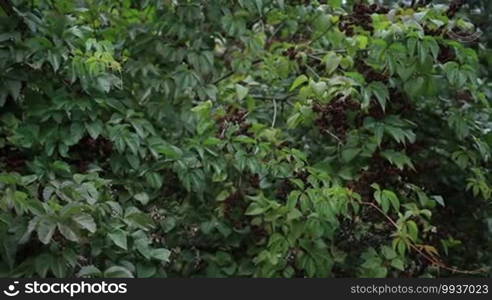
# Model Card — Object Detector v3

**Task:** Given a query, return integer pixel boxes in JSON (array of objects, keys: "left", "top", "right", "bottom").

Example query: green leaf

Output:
[
  {"left": 200, "top": 220, "right": 215, "bottom": 234},
  {"left": 383, "top": 190, "right": 400, "bottom": 212},
  {"left": 310, "top": 81, "right": 327, "bottom": 96},
  {"left": 6, "top": 81, "right": 21, "bottom": 101},
  {"left": 391, "top": 258, "right": 405, "bottom": 271},
  {"left": 245, "top": 203, "right": 267, "bottom": 216},
  {"left": 397, "top": 63, "right": 415, "bottom": 81},
  {"left": 233, "top": 135, "right": 256, "bottom": 144},
  {"left": 368, "top": 81, "right": 389, "bottom": 111},
  {"left": 287, "top": 112, "right": 302, "bottom": 129},
  {"left": 355, "top": 35, "right": 369, "bottom": 49},
  {"left": 341, "top": 148, "right": 361, "bottom": 163},
  {"left": 72, "top": 214, "right": 97, "bottom": 233},
  {"left": 425, "top": 37, "right": 439, "bottom": 60},
  {"left": 124, "top": 134, "right": 140, "bottom": 155},
  {"left": 48, "top": 52, "right": 60, "bottom": 72},
  {"left": 380, "top": 194, "right": 390, "bottom": 213},
  {"left": 286, "top": 208, "right": 303, "bottom": 221},
  {"left": 323, "top": 51, "right": 341, "bottom": 74},
  {"left": 236, "top": 84, "right": 249, "bottom": 100},
  {"left": 191, "top": 100, "right": 212, "bottom": 117},
  {"left": 290, "top": 75, "right": 308, "bottom": 91},
  {"left": 145, "top": 172, "right": 163, "bottom": 189},
  {"left": 37, "top": 219, "right": 56, "bottom": 245},
  {"left": 0, "top": 236, "right": 17, "bottom": 269},
  {"left": 431, "top": 195, "right": 445, "bottom": 207},
  {"left": 137, "top": 263, "right": 157, "bottom": 278},
  {"left": 124, "top": 212, "right": 154, "bottom": 230},
  {"left": 97, "top": 77, "right": 111, "bottom": 93},
  {"left": 77, "top": 265, "right": 102, "bottom": 278},
  {"left": 35, "top": 253, "right": 51, "bottom": 277},
  {"left": 406, "top": 220, "right": 419, "bottom": 242},
  {"left": 394, "top": 238, "right": 407, "bottom": 256},
  {"left": 328, "top": 0, "right": 342, "bottom": 8},
  {"left": 404, "top": 76, "right": 424, "bottom": 98},
  {"left": 156, "top": 144, "right": 183, "bottom": 159},
  {"left": 58, "top": 223, "right": 79, "bottom": 242},
  {"left": 286, "top": 190, "right": 301, "bottom": 209},
  {"left": 85, "top": 121, "right": 103, "bottom": 139},
  {"left": 134, "top": 192, "right": 150, "bottom": 205},
  {"left": 381, "top": 246, "right": 397, "bottom": 260},
  {"left": 108, "top": 229, "right": 128, "bottom": 250},
  {"left": 381, "top": 150, "right": 414, "bottom": 170},
  {"left": 151, "top": 248, "right": 171, "bottom": 262},
  {"left": 51, "top": 258, "right": 67, "bottom": 278},
  {"left": 104, "top": 266, "right": 134, "bottom": 278}
]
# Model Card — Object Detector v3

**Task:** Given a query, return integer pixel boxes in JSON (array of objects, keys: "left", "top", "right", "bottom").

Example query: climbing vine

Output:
[{"left": 0, "top": 0, "right": 490, "bottom": 278}]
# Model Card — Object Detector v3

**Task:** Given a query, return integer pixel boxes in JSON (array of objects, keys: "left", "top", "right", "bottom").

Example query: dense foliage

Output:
[{"left": 0, "top": 0, "right": 491, "bottom": 278}]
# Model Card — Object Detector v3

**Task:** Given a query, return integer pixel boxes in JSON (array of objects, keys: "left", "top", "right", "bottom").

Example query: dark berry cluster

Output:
[
  {"left": 69, "top": 136, "right": 113, "bottom": 172},
  {"left": 161, "top": 169, "right": 184, "bottom": 198},
  {"left": 338, "top": 3, "right": 389, "bottom": 36},
  {"left": 248, "top": 173, "right": 260, "bottom": 189},
  {"left": 223, "top": 191, "right": 249, "bottom": 229},
  {"left": 356, "top": 89, "right": 412, "bottom": 125},
  {"left": 216, "top": 106, "right": 251, "bottom": 139},
  {"left": 404, "top": 141, "right": 425, "bottom": 156},
  {"left": 408, "top": 160, "right": 441, "bottom": 187},
  {"left": 348, "top": 152, "right": 401, "bottom": 199},
  {"left": 250, "top": 225, "right": 268, "bottom": 240},
  {"left": 0, "top": 145, "right": 26, "bottom": 172},
  {"left": 423, "top": 25, "right": 444, "bottom": 37},
  {"left": 335, "top": 214, "right": 393, "bottom": 261},
  {"left": 456, "top": 90, "right": 473, "bottom": 104},
  {"left": 446, "top": 0, "right": 465, "bottom": 18},
  {"left": 275, "top": 171, "right": 310, "bottom": 201},
  {"left": 282, "top": 47, "right": 297, "bottom": 60},
  {"left": 276, "top": 179, "right": 295, "bottom": 201},
  {"left": 389, "top": 88, "right": 413, "bottom": 115},
  {"left": 282, "top": 47, "right": 313, "bottom": 74},
  {"left": 367, "top": 103, "right": 385, "bottom": 120},
  {"left": 356, "top": 59, "right": 389, "bottom": 83},
  {"left": 437, "top": 45, "right": 456, "bottom": 63},
  {"left": 313, "top": 96, "right": 360, "bottom": 141}
]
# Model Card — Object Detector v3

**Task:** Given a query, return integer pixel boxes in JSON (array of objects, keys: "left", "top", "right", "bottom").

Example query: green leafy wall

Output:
[{"left": 0, "top": 0, "right": 490, "bottom": 278}]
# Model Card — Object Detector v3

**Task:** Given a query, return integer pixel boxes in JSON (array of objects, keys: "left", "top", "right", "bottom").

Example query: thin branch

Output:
[
  {"left": 0, "top": 0, "right": 15, "bottom": 16},
  {"left": 271, "top": 98, "right": 277, "bottom": 128},
  {"left": 249, "top": 93, "right": 292, "bottom": 101},
  {"left": 266, "top": 23, "right": 285, "bottom": 46},
  {"left": 305, "top": 64, "right": 320, "bottom": 80},
  {"left": 361, "top": 201, "right": 486, "bottom": 275},
  {"left": 321, "top": 128, "right": 342, "bottom": 144},
  {"left": 212, "top": 59, "right": 263, "bottom": 85},
  {"left": 0, "top": 0, "right": 28, "bottom": 31},
  {"left": 307, "top": 54, "right": 323, "bottom": 62},
  {"left": 308, "top": 25, "right": 333, "bottom": 46}
]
